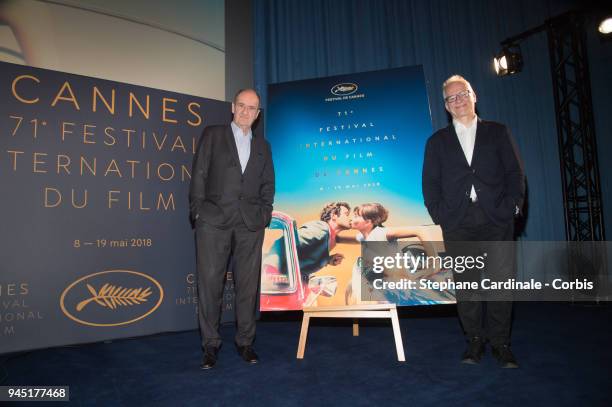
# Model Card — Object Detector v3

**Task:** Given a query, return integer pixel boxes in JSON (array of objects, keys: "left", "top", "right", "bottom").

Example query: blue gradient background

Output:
[{"left": 267, "top": 66, "right": 433, "bottom": 226}]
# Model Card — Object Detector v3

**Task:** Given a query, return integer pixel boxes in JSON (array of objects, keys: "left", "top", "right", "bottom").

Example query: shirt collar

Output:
[
  {"left": 231, "top": 121, "right": 253, "bottom": 140},
  {"left": 328, "top": 224, "right": 337, "bottom": 251},
  {"left": 453, "top": 115, "right": 478, "bottom": 132}
]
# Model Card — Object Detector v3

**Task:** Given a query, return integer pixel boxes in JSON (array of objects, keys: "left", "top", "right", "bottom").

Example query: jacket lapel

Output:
[
  {"left": 448, "top": 124, "right": 470, "bottom": 168},
  {"left": 471, "top": 118, "right": 483, "bottom": 167},
  {"left": 224, "top": 125, "right": 241, "bottom": 168}
]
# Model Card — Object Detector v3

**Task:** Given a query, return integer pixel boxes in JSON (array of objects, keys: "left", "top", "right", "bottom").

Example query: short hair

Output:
[
  {"left": 233, "top": 88, "right": 261, "bottom": 107},
  {"left": 320, "top": 202, "right": 350, "bottom": 222},
  {"left": 354, "top": 203, "right": 388, "bottom": 227},
  {"left": 442, "top": 75, "right": 475, "bottom": 99}
]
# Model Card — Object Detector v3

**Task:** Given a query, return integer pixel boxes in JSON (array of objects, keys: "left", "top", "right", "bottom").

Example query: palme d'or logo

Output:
[
  {"left": 76, "top": 283, "right": 152, "bottom": 311},
  {"left": 60, "top": 270, "right": 164, "bottom": 327},
  {"left": 331, "top": 82, "right": 358, "bottom": 96}
]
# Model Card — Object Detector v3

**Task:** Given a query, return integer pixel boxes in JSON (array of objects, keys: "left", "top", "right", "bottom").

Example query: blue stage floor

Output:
[{"left": 1, "top": 302, "right": 610, "bottom": 406}]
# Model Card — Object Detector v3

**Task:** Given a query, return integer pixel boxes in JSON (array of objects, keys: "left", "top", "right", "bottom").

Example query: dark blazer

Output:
[
  {"left": 422, "top": 119, "right": 525, "bottom": 231},
  {"left": 189, "top": 125, "right": 275, "bottom": 231}
]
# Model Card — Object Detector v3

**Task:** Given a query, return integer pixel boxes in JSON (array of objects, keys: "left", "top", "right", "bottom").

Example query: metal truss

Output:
[{"left": 547, "top": 12, "right": 605, "bottom": 241}]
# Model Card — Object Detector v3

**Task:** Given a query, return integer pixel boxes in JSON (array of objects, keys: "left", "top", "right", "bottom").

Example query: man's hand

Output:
[{"left": 328, "top": 253, "right": 345, "bottom": 266}]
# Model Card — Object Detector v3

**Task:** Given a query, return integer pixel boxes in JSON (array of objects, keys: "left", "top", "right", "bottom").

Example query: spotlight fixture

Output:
[
  {"left": 598, "top": 17, "right": 612, "bottom": 35},
  {"left": 493, "top": 44, "right": 523, "bottom": 77}
]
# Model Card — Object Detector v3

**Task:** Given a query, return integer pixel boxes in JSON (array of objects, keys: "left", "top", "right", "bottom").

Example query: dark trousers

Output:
[
  {"left": 195, "top": 211, "right": 264, "bottom": 349},
  {"left": 443, "top": 201, "right": 515, "bottom": 346}
]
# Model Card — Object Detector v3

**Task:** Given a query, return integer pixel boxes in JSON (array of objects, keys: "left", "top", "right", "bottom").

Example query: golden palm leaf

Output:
[{"left": 76, "top": 283, "right": 153, "bottom": 311}]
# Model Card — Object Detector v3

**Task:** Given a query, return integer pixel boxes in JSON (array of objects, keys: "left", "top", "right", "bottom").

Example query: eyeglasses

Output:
[
  {"left": 235, "top": 102, "right": 259, "bottom": 114},
  {"left": 444, "top": 90, "right": 471, "bottom": 104}
]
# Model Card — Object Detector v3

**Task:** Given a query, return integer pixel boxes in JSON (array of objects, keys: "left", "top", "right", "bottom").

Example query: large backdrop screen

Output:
[{"left": 0, "top": 61, "right": 234, "bottom": 354}]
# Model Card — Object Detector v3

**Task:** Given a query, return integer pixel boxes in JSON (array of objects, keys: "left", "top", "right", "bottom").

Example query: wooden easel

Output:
[{"left": 296, "top": 303, "right": 405, "bottom": 362}]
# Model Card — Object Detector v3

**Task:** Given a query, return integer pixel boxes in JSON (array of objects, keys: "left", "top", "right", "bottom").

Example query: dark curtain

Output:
[{"left": 254, "top": 0, "right": 612, "bottom": 242}]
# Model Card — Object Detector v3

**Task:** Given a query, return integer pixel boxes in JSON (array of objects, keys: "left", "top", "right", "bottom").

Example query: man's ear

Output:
[{"left": 231, "top": 103, "right": 236, "bottom": 114}]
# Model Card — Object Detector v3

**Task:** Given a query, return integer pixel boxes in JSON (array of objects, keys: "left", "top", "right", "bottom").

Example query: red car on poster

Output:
[{"left": 260, "top": 211, "right": 306, "bottom": 311}]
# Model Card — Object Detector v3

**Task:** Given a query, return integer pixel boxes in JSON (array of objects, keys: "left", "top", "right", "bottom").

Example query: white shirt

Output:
[
  {"left": 356, "top": 226, "right": 390, "bottom": 242},
  {"left": 453, "top": 115, "right": 478, "bottom": 201},
  {"left": 231, "top": 121, "right": 252, "bottom": 173}
]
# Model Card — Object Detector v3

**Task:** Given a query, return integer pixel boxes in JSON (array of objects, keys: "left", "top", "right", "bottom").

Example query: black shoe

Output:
[
  {"left": 461, "top": 336, "right": 485, "bottom": 364},
  {"left": 236, "top": 345, "right": 259, "bottom": 364},
  {"left": 492, "top": 344, "right": 519, "bottom": 368},
  {"left": 200, "top": 347, "right": 219, "bottom": 370}
]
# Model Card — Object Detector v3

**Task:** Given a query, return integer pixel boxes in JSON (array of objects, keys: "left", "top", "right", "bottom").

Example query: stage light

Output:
[
  {"left": 493, "top": 45, "right": 523, "bottom": 77},
  {"left": 493, "top": 55, "right": 508, "bottom": 76},
  {"left": 598, "top": 17, "right": 612, "bottom": 35}
]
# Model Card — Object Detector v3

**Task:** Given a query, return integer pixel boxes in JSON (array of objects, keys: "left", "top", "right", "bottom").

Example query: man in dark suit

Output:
[
  {"left": 189, "top": 88, "right": 275, "bottom": 369},
  {"left": 296, "top": 202, "right": 351, "bottom": 282},
  {"left": 422, "top": 75, "right": 525, "bottom": 368}
]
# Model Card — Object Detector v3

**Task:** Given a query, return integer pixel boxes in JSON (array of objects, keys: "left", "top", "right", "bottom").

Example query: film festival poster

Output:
[
  {"left": 0, "top": 61, "right": 236, "bottom": 354},
  {"left": 260, "top": 66, "right": 455, "bottom": 311}
]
